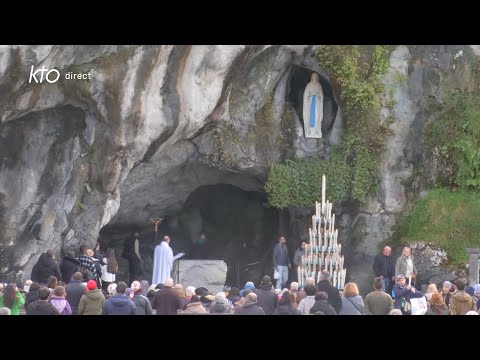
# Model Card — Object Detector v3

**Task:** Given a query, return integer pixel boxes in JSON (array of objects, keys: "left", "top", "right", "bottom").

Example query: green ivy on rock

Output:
[
  {"left": 426, "top": 90, "right": 480, "bottom": 189},
  {"left": 399, "top": 188, "right": 480, "bottom": 265},
  {"left": 265, "top": 45, "right": 392, "bottom": 208}
]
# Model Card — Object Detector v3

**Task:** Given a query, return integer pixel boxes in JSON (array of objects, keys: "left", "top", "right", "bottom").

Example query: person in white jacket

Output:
[{"left": 101, "top": 248, "right": 118, "bottom": 292}]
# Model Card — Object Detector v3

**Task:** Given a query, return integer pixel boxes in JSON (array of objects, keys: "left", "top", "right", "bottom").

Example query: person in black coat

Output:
[
  {"left": 93, "top": 242, "right": 106, "bottom": 266},
  {"left": 24, "top": 282, "right": 41, "bottom": 309},
  {"left": 26, "top": 287, "right": 59, "bottom": 315},
  {"left": 65, "top": 272, "right": 86, "bottom": 315},
  {"left": 31, "top": 251, "right": 62, "bottom": 285},
  {"left": 373, "top": 246, "right": 394, "bottom": 294},
  {"left": 309, "top": 291, "right": 337, "bottom": 315},
  {"left": 253, "top": 275, "right": 278, "bottom": 315},
  {"left": 151, "top": 278, "right": 182, "bottom": 315},
  {"left": 316, "top": 271, "right": 342, "bottom": 313},
  {"left": 60, "top": 251, "right": 81, "bottom": 284}
]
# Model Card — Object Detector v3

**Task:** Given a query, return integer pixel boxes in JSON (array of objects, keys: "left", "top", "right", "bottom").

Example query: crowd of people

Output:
[
  {"left": 0, "top": 240, "right": 479, "bottom": 315},
  {"left": 0, "top": 268, "right": 479, "bottom": 315}
]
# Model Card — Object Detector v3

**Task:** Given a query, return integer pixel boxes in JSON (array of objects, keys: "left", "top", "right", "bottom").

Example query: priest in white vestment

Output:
[{"left": 152, "top": 236, "right": 174, "bottom": 285}]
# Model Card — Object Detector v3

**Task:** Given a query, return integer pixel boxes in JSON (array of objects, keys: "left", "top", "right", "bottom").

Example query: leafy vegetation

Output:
[
  {"left": 399, "top": 188, "right": 480, "bottom": 265},
  {"left": 426, "top": 91, "right": 480, "bottom": 189},
  {"left": 266, "top": 45, "right": 392, "bottom": 207}
]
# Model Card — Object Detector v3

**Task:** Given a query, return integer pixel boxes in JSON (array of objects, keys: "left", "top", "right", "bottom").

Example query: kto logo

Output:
[{"left": 28, "top": 65, "right": 60, "bottom": 84}]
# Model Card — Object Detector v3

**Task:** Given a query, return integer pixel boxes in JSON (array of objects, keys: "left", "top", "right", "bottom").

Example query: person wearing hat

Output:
[
  {"left": 210, "top": 292, "right": 233, "bottom": 314},
  {"left": 392, "top": 274, "right": 422, "bottom": 315},
  {"left": 240, "top": 281, "right": 255, "bottom": 297},
  {"left": 78, "top": 280, "right": 105, "bottom": 315}
]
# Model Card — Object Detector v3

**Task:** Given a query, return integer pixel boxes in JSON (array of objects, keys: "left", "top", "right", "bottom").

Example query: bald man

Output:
[
  {"left": 373, "top": 246, "right": 394, "bottom": 294},
  {"left": 151, "top": 278, "right": 182, "bottom": 315}
]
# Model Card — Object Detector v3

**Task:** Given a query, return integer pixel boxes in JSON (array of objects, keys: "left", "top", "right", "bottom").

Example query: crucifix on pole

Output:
[{"left": 150, "top": 218, "right": 163, "bottom": 243}]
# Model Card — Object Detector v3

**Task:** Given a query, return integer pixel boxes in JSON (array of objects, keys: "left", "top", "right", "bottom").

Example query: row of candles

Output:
[
  {"left": 297, "top": 175, "right": 347, "bottom": 290},
  {"left": 298, "top": 266, "right": 347, "bottom": 290}
]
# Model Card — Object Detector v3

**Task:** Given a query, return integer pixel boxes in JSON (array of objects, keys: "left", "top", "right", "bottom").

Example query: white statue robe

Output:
[
  {"left": 152, "top": 241, "right": 173, "bottom": 285},
  {"left": 303, "top": 78, "right": 324, "bottom": 138}
]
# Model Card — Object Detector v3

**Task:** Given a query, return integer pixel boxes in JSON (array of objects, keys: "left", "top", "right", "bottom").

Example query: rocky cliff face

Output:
[{"left": 0, "top": 45, "right": 477, "bottom": 291}]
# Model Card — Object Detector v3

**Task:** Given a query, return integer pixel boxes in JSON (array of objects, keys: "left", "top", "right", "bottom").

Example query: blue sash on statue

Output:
[{"left": 309, "top": 95, "right": 316, "bottom": 127}]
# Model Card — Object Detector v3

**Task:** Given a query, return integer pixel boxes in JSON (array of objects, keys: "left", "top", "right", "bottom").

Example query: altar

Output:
[{"left": 173, "top": 259, "right": 228, "bottom": 295}]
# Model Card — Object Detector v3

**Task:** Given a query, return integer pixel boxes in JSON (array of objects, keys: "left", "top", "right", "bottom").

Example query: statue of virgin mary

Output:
[{"left": 303, "top": 72, "right": 324, "bottom": 138}]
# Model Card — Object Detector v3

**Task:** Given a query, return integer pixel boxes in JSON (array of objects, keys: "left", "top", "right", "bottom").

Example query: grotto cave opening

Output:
[{"left": 99, "top": 184, "right": 294, "bottom": 288}]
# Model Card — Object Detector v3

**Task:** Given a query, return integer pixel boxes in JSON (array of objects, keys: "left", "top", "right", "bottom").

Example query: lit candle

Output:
[
  {"left": 299, "top": 267, "right": 303, "bottom": 288},
  {"left": 408, "top": 275, "right": 411, "bottom": 286},
  {"left": 322, "top": 175, "right": 326, "bottom": 215}
]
